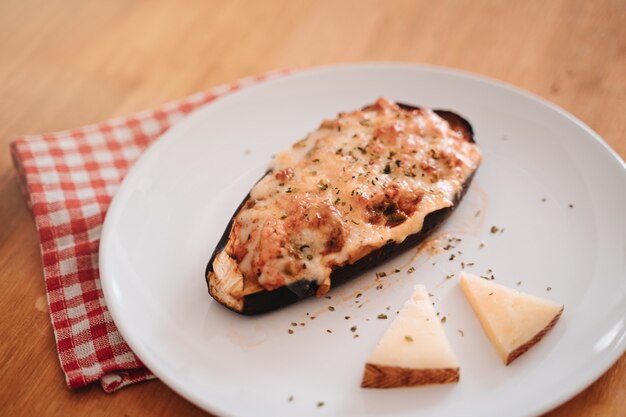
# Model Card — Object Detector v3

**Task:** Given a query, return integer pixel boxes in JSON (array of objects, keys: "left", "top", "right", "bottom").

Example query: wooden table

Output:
[{"left": 1, "top": 0, "right": 624, "bottom": 415}]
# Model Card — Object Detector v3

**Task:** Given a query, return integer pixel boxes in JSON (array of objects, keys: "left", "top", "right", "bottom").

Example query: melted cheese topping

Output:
[
  {"left": 367, "top": 285, "right": 459, "bottom": 369},
  {"left": 460, "top": 272, "right": 564, "bottom": 364},
  {"left": 224, "top": 98, "right": 482, "bottom": 293}
]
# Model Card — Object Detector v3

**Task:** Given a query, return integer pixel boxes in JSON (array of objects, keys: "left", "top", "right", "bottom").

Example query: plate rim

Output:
[{"left": 100, "top": 62, "right": 626, "bottom": 417}]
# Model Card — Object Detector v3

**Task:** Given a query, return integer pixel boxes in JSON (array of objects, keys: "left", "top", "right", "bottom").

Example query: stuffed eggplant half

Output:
[{"left": 206, "top": 98, "right": 482, "bottom": 315}]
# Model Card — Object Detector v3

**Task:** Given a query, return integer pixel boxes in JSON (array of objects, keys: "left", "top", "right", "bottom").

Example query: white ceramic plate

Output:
[{"left": 100, "top": 64, "right": 626, "bottom": 417}]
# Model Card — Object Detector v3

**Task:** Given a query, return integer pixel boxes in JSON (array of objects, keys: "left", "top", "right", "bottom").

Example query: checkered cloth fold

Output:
[{"left": 10, "top": 70, "right": 288, "bottom": 392}]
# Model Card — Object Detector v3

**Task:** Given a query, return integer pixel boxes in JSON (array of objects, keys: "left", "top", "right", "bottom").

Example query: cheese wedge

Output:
[
  {"left": 361, "top": 285, "right": 459, "bottom": 388},
  {"left": 459, "top": 272, "right": 564, "bottom": 365}
]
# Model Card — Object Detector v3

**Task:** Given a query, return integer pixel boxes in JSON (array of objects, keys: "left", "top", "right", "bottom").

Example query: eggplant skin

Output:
[{"left": 206, "top": 105, "right": 477, "bottom": 315}]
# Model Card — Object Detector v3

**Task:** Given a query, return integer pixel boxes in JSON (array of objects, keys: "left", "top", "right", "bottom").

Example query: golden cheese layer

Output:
[{"left": 222, "top": 98, "right": 481, "bottom": 295}]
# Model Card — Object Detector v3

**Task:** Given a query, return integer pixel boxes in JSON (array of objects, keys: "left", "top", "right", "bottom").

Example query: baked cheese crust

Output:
[{"left": 218, "top": 98, "right": 482, "bottom": 296}]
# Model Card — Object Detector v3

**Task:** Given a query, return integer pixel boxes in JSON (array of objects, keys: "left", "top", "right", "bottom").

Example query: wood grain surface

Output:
[{"left": 0, "top": 0, "right": 624, "bottom": 416}]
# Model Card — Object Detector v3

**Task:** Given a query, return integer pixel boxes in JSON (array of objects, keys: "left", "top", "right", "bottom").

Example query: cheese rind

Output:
[
  {"left": 459, "top": 272, "right": 564, "bottom": 365},
  {"left": 361, "top": 364, "right": 459, "bottom": 388},
  {"left": 361, "top": 285, "right": 459, "bottom": 388}
]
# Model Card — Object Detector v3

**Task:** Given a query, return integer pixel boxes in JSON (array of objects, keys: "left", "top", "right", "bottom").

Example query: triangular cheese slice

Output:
[
  {"left": 361, "top": 285, "right": 459, "bottom": 388},
  {"left": 460, "top": 272, "right": 564, "bottom": 365}
]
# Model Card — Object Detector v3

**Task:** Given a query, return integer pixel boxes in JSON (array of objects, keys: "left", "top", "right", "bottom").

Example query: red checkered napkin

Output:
[{"left": 10, "top": 70, "right": 289, "bottom": 392}]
